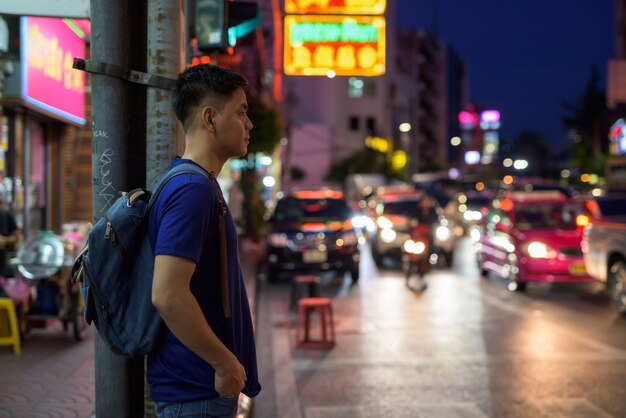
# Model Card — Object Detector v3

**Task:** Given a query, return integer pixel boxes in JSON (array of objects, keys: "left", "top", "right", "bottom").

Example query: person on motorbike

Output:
[{"left": 403, "top": 195, "right": 439, "bottom": 291}]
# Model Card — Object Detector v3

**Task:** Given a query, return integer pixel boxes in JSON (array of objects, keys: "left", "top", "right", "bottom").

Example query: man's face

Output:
[{"left": 213, "top": 88, "right": 253, "bottom": 158}]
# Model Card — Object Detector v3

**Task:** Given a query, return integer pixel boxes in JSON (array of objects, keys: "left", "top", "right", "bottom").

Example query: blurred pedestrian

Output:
[
  {"left": 0, "top": 190, "right": 20, "bottom": 278},
  {"left": 149, "top": 64, "right": 260, "bottom": 418}
]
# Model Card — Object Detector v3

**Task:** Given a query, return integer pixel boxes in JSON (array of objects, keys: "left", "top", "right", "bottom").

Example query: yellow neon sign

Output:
[
  {"left": 365, "top": 136, "right": 389, "bottom": 153},
  {"left": 391, "top": 150, "right": 407, "bottom": 171},
  {"left": 285, "top": 0, "right": 386, "bottom": 15},
  {"left": 284, "top": 15, "right": 386, "bottom": 77}
]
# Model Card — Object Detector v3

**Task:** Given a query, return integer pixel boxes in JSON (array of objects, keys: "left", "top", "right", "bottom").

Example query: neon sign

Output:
[
  {"left": 21, "top": 17, "right": 86, "bottom": 125},
  {"left": 284, "top": 15, "right": 385, "bottom": 76},
  {"left": 285, "top": 0, "right": 386, "bottom": 15},
  {"left": 610, "top": 118, "right": 626, "bottom": 156}
]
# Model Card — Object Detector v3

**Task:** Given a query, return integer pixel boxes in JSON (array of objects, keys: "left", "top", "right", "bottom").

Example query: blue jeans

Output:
[{"left": 154, "top": 396, "right": 238, "bottom": 418}]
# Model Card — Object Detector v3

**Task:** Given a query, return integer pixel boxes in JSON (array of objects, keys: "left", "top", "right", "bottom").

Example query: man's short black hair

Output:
[{"left": 172, "top": 64, "right": 248, "bottom": 131}]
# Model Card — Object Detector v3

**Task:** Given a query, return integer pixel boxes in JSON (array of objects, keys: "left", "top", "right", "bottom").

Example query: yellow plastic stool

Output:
[{"left": 0, "top": 297, "right": 21, "bottom": 354}]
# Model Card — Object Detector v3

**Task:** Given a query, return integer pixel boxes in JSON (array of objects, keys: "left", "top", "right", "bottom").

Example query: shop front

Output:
[{"left": 0, "top": 15, "right": 92, "bottom": 242}]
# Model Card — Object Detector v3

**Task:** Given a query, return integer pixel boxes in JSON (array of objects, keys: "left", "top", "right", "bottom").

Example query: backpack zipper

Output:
[
  {"left": 104, "top": 218, "right": 117, "bottom": 245},
  {"left": 83, "top": 261, "right": 109, "bottom": 322},
  {"left": 102, "top": 215, "right": 131, "bottom": 275}
]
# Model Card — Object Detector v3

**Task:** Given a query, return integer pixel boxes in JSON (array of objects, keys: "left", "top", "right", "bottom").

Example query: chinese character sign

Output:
[
  {"left": 284, "top": 15, "right": 385, "bottom": 76},
  {"left": 285, "top": 0, "right": 386, "bottom": 15}
]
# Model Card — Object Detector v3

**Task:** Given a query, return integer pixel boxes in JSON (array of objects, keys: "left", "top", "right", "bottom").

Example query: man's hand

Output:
[
  {"left": 153, "top": 255, "right": 247, "bottom": 398},
  {"left": 214, "top": 355, "right": 247, "bottom": 397}
]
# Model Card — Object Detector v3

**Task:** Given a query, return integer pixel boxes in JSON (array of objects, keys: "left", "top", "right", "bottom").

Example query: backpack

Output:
[{"left": 71, "top": 162, "right": 229, "bottom": 357}]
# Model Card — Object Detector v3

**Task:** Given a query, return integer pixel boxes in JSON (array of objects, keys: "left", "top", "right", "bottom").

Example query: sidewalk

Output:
[{"left": 0, "top": 238, "right": 263, "bottom": 418}]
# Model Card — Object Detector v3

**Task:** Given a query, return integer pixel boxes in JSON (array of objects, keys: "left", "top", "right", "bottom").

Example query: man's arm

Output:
[{"left": 152, "top": 254, "right": 246, "bottom": 396}]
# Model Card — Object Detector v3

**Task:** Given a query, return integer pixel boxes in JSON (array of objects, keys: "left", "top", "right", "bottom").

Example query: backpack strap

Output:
[
  {"left": 149, "top": 162, "right": 231, "bottom": 319},
  {"left": 207, "top": 174, "right": 230, "bottom": 318}
]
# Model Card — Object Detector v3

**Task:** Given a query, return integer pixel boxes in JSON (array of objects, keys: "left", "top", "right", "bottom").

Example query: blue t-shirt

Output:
[{"left": 147, "top": 157, "right": 261, "bottom": 402}]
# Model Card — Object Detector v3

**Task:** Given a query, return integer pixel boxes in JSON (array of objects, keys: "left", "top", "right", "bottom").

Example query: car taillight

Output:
[
  {"left": 576, "top": 214, "right": 589, "bottom": 227},
  {"left": 339, "top": 231, "right": 357, "bottom": 246}
]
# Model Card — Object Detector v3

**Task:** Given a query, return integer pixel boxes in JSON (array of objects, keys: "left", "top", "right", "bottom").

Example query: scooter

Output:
[{"left": 401, "top": 222, "right": 432, "bottom": 291}]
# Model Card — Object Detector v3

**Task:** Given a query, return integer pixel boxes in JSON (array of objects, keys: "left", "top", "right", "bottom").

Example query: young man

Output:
[{"left": 148, "top": 64, "right": 260, "bottom": 418}]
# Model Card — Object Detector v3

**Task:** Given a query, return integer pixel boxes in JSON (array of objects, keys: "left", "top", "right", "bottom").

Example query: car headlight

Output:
[
  {"left": 380, "top": 228, "right": 397, "bottom": 243},
  {"left": 351, "top": 215, "right": 367, "bottom": 228},
  {"left": 435, "top": 225, "right": 451, "bottom": 241},
  {"left": 353, "top": 215, "right": 376, "bottom": 233},
  {"left": 403, "top": 239, "right": 426, "bottom": 255},
  {"left": 269, "top": 233, "right": 288, "bottom": 247},
  {"left": 523, "top": 241, "right": 556, "bottom": 259},
  {"left": 377, "top": 216, "right": 393, "bottom": 230},
  {"left": 463, "top": 210, "right": 482, "bottom": 221}
]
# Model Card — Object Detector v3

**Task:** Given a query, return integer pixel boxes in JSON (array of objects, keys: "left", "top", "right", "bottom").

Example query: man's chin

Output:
[{"left": 236, "top": 146, "right": 248, "bottom": 157}]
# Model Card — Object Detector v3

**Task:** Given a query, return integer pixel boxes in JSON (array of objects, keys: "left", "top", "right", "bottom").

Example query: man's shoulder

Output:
[{"left": 157, "top": 172, "right": 215, "bottom": 203}]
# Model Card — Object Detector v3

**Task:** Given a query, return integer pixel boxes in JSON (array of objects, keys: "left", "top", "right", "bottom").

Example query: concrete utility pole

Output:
[
  {"left": 90, "top": 0, "right": 147, "bottom": 416},
  {"left": 144, "top": 1, "right": 184, "bottom": 415},
  {"left": 146, "top": 0, "right": 185, "bottom": 188}
]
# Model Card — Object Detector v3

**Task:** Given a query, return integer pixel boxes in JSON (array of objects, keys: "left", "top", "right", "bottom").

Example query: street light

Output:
[
  {"left": 399, "top": 122, "right": 411, "bottom": 132},
  {"left": 513, "top": 159, "right": 528, "bottom": 170}
]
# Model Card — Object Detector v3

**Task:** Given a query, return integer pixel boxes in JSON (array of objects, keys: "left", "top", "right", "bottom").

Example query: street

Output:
[{"left": 253, "top": 237, "right": 626, "bottom": 418}]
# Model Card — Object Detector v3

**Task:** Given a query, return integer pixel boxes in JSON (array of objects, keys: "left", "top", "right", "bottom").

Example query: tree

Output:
[
  {"left": 561, "top": 65, "right": 609, "bottom": 175},
  {"left": 325, "top": 148, "right": 404, "bottom": 184},
  {"left": 517, "top": 131, "right": 551, "bottom": 178},
  {"left": 239, "top": 96, "right": 282, "bottom": 241}
]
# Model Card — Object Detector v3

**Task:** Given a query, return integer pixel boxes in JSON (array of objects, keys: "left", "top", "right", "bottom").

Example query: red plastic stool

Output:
[
  {"left": 290, "top": 275, "right": 320, "bottom": 309},
  {"left": 296, "top": 297, "right": 335, "bottom": 349}
]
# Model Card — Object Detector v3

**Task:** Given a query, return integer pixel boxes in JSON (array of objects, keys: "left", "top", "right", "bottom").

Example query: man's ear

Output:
[{"left": 201, "top": 106, "right": 217, "bottom": 132}]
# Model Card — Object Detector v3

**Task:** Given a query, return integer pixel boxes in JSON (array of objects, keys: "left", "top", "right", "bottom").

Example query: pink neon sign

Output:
[
  {"left": 480, "top": 110, "right": 500, "bottom": 123},
  {"left": 458, "top": 111, "right": 477, "bottom": 127},
  {"left": 21, "top": 17, "right": 86, "bottom": 125}
]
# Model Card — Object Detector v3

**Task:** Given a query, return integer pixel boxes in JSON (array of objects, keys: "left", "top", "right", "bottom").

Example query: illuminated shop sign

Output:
[
  {"left": 610, "top": 118, "right": 626, "bottom": 156},
  {"left": 284, "top": 15, "right": 385, "bottom": 76},
  {"left": 458, "top": 110, "right": 478, "bottom": 129},
  {"left": 481, "top": 131, "right": 499, "bottom": 164},
  {"left": 480, "top": 110, "right": 501, "bottom": 130},
  {"left": 21, "top": 16, "right": 87, "bottom": 125},
  {"left": 285, "top": 0, "right": 386, "bottom": 15}
]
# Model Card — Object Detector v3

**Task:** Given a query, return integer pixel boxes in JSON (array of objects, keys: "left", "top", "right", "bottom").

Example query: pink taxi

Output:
[{"left": 475, "top": 191, "right": 592, "bottom": 291}]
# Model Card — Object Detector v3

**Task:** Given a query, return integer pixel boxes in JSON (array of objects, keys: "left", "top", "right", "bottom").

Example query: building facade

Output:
[{"left": 264, "top": 0, "right": 467, "bottom": 191}]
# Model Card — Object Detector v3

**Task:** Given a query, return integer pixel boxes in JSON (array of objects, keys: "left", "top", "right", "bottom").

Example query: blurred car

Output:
[
  {"left": 475, "top": 190, "right": 593, "bottom": 291},
  {"left": 371, "top": 192, "right": 454, "bottom": 267},
  {"left": 501, "top": 180, "right": 576, "bottom": 198},
  {"left": 445, "top": 190, "right": 495, "bottom": 237},
  {"left": 577, "top": 192, "right": 626, "bottom": 222},
  {"left": 265, "top": 189, "right": 360, "bottom": 283}
]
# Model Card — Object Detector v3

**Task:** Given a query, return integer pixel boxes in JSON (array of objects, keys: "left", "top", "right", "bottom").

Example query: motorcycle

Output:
[{"left": 401, "top": 221, "right": 433, "bottom": 290}]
